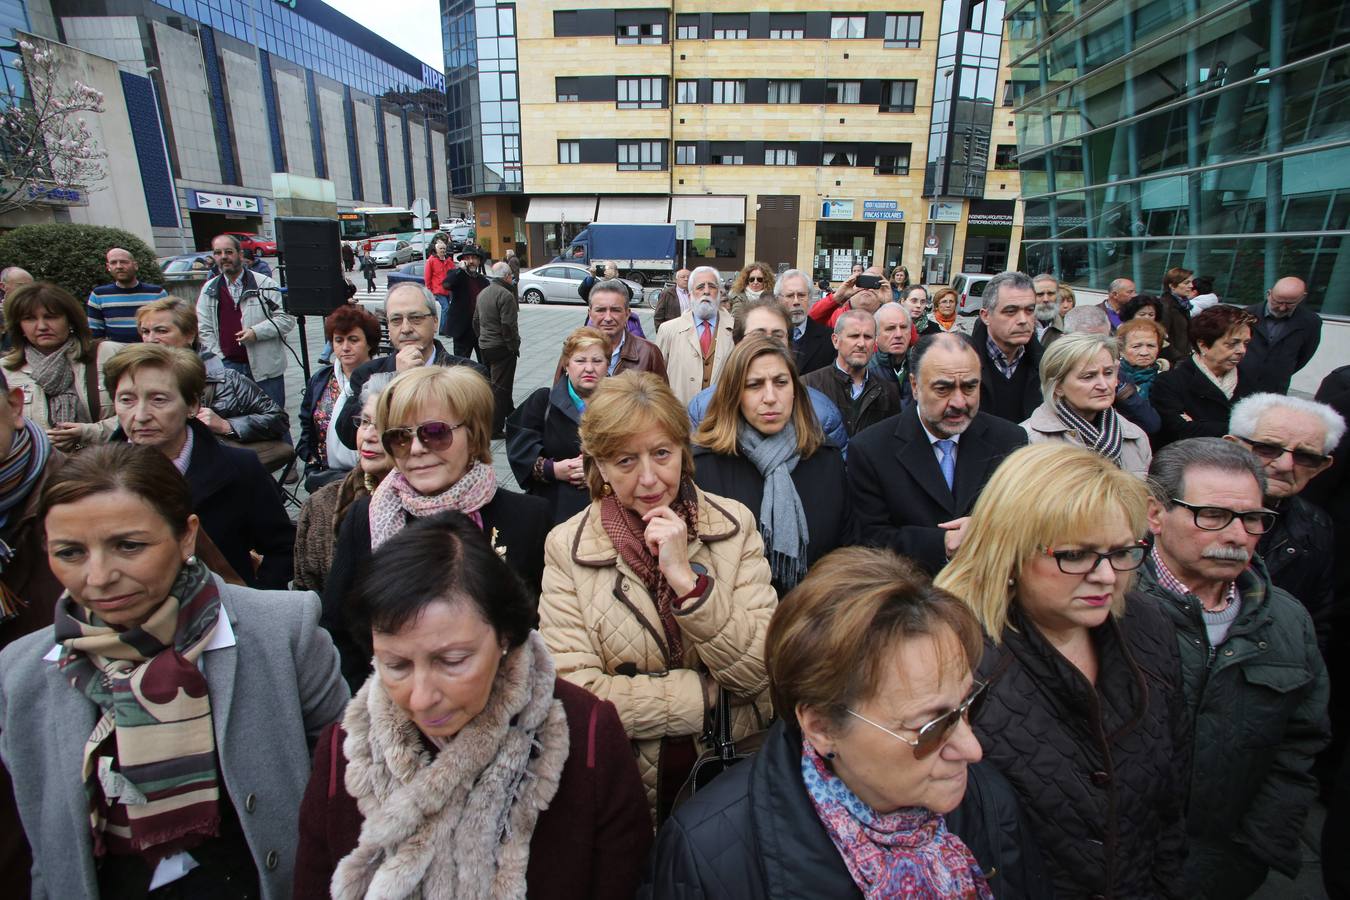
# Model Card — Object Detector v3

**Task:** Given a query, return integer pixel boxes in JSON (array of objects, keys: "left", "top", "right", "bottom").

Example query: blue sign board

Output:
[{"left": 862, "top": 199, "right": 904, "bottom": 221}]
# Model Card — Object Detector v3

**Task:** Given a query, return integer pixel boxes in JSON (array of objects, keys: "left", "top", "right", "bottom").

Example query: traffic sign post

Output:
[{"left": 412, "top": 197, "right": 432, "bottom": 254}]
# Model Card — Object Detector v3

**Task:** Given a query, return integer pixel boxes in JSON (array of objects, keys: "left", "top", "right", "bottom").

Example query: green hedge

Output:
[{"left": 0, "top": 224, "right": 165, "bottom": 303}]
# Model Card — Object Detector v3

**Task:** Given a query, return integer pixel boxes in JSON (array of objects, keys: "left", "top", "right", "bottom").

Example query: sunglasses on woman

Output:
[
  {"left": 380, "top": 420, "right": 466, "bottom": 458},
  {"left": 846, "top": 681, "right": 987, "bottom": 759}
]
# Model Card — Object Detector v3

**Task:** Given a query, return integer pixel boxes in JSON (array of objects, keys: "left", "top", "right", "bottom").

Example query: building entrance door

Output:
[{"left": 754, "top": 195, "right": 799, "bottom": 270}]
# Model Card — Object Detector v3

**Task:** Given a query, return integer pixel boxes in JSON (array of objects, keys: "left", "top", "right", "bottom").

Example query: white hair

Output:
[
  {"left": 690, "top": 266, "right": 723, "bottom": 295},
  {"left": 1229, "top": 393, "right": 1346, "bottom": 455},
  {"left": 1063, "top": 304, "right": 1111, "bottom": 334},
  {"left": 875, "top": 301, "right": 910, "bottom": 330},
  {"left": 489, "top": 261, "right": 511, "bottom": 278},
  {"left": 387, "top": 282, "right": 440, "bottom": 318},
  {"left": 774, "top": 268, "right": 817, "bottom": 301},
  {"left": 834, "top": 309, "right": 875, "bottom": 336}
]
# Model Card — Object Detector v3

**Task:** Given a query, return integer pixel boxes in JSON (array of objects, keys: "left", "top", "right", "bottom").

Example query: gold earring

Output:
[{"left": 602, "top": 482, "right": 612, "bottom": 496}]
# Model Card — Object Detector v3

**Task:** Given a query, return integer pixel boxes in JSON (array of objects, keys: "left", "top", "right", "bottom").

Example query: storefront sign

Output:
[
  {"left": 862, "top": 200, "right": 904, "bottom": 221},
  {"left": 820, "top": 199, "right": 855, "bottom": 219},
  {"left": 190, "top": 191, "right": 261, "bottom": 214},
  {"left": 422, "top": 63, "right": 446, "bottom": 93},
  {"left": 929, "top": 201, "right": 962, "bottom": 223},
  {"left": 968, "top": 199, "right": 1014, "bottom": 227},
  {"left": 24, "top": 184, "right": 88, "bottom": 206}
]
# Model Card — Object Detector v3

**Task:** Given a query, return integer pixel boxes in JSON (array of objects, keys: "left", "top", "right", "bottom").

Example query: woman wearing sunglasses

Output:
[
  {"left": 323, "top": 365, "right": 548, "bottom": 688},
  {"left": 642, "top": 546, "right": 1048, "bottom": 899},
  {"left": 936, "top": 443, "right": 1189, "bottom": 899},
  {"left": 726, "top": 262, "right": 775, "bottom": 317}
]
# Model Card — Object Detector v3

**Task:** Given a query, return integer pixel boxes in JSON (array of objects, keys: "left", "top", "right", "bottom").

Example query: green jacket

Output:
[{"left": 1135, "top": 556, "right": 1329, "bottom": 898}]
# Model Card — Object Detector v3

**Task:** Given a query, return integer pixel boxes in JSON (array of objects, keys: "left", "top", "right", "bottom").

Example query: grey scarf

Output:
[
  {"left": 25, "top": 338, "right": 83, "bottom": 425},
  {"left": 738, "top": 419, "right": 809, "bottom": 590}
]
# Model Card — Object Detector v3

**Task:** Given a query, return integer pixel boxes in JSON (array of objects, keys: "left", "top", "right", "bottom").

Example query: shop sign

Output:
[
  {"left": 24, "top": 184, "right": 87, "bottom": 206},
  {"left": 190, "top": 191, "right": 261, "bottom": 214},
  {"left": 862, "top": 200, "right": 904, "bottom": 221},
  {"left": 820, "top": 199, "right": 855, "bottom": 219},
  {"left": 968, "top": 199, "right": 1014, "bottom": 227},
  {"left": 929, "top": 201, "right": 962, "bottom": 223}
]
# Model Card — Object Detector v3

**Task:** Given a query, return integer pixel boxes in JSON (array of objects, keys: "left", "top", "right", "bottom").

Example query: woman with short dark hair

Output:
[
  {"left": 1151, "top": 304, "right": 1259, "bottom": 447},
  {"left": 1120, "top": 292, "right": 1167, "bottom": 323},
  {"left": 294, "top": 512, "right": 651, "bottom": 900},
  {"left": 643, "top": 546, "right": 1048, "bottom": 899},
  {"left": 1158, "top": 267, "right": 1197, "bottom": 365},
  {"left": 297, "top": 304, "right": 381, "bottom": 489}
]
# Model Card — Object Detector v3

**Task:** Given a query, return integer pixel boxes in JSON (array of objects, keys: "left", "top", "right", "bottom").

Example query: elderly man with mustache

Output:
[{"left": 1137, "top": 437, "right": 1328, "bottom": 900}]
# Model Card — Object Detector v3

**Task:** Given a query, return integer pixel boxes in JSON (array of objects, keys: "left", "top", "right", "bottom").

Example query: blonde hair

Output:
[
  {"left": 376, "top": 366, "right": 493, "bottom": 466},
  {"left": 934, "top": 444, "right": 1150, "bottom": 643},
  {"left": 1038, "top": 332, "right": 1120, "bottom": 407},
  {"left": 103, "top": 343, "right": 206, "bottom": 406},
  {"left": 692, "top": 335, "right": 822, "bottom": 457},
  {"left": 135, "top": 297, "right": 198, "bottom": 341},
  {"left": 560, "top": 326, "right": 611, "bottom": 361},
  {"left": 1056, "top": 283, "right": 1076, "bottom": 309},
  {"left": 578, "top": 371, "right": 694, "bottom": 499}
]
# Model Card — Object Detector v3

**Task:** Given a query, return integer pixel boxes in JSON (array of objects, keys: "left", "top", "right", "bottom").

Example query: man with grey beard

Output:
[{"left": 1137, "top": 437, "right": 1328, "bottom": 899}]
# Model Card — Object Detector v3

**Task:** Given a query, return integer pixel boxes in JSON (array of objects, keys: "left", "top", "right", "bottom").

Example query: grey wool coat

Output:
[{"left": 0, "top": 577, "right": 350, "bottom": 899}]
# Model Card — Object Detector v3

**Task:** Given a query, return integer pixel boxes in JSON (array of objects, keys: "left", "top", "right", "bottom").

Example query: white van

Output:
[{"left": 951, "top": 272, "right": 994, "bottom": 315}]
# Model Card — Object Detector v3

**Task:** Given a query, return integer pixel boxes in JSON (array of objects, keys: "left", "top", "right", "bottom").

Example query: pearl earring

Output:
[{"left": 186, "top": 555, "right": 198, "bottom": 566}]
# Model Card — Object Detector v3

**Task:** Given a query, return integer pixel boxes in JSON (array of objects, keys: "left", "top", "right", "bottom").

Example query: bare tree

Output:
[{"left": 0, "top": 39, "right": 107, "bottom": 216}]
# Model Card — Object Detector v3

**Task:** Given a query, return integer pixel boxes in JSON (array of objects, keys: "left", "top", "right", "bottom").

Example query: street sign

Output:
[
  {"left": 411, "top": 197, "right": 432, "bottom": 219},
  {"left": 413, "top": 217, "right": 433, "bottom": 229},
  {"left": 924, "top": 234, "right": 939, "bottom": 256},
  {"left": 675, "top": 218, "right": 696, "bottom": 240}
]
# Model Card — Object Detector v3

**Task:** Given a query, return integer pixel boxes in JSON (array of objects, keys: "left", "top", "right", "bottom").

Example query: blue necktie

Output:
[{"left": 936, "top": 439, "right": 956, "bottom": 491}]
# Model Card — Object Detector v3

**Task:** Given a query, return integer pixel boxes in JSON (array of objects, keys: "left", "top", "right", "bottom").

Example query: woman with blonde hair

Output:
[
  {"left": 323, "top": 365, "right": 548, "bottom": 688},
  {"left": 727, "top": 262, "right": 775, "bottom": 317},
  {"left": 935, "top": 443, "right": 1187, "bottom": 899},
  {"left": 539, "top": 371, "right": 776, "bottom": 821},
  {"left": 692, "top": 335, "right": 851, "bottom": 594},
  {"left": 1021, "top": 332, "right": 1152, "bottom": 477}
]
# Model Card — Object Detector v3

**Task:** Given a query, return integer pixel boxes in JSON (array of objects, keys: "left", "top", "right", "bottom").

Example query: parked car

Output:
[
  {"left": 386, "top": 260, "right": 425, "bottom": 289},
  {"left": 157, "top": 252, "right": 213, "bottom": 283},
  {"left": 447, "top": 224, "right": 474, "bottom": 247},
  {"left": 951, "top": 272, "right": 994, "bottom": 315},
  {"left": 222, "top": 231, "right": 277, "bottom": 255},
  {"left": 370, "top": 239, "right": 414, "bottom": 267},
  {"left": 518, "top": 263, "right": 645, "bottom": 306}
]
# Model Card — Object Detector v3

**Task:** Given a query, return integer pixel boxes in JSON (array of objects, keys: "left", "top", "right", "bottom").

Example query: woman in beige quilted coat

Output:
[{"left": 540, "top": 371, "right": 777, "bottom": 822}]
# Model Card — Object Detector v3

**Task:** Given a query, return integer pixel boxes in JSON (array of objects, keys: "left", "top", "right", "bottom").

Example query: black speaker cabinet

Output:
[{"left": 275, "top": 217, "right": 345, "bottom": 317}]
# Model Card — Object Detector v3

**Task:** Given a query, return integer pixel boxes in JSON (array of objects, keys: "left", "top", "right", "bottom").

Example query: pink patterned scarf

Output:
[{"left": 368, "top": 460, "right": 497, "bottom": 548}]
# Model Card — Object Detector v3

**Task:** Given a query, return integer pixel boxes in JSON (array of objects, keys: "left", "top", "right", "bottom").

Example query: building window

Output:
[
  {"left": 826, "top": 81, "right": 862, "bottom": 104},
  {"left": 765, "top": 147, "right": 798, "bottom": 166},
  {"left": 767, "top": 80, "right": 801, "bottom": 104},
  {"left": 618, "top": 77, "right": 665, "bottom": 109},
  {"left": 676, "top": 143, "right": 697, "bottom": 164},
  {"left": 995, "top": 144, "right": 1019, "bottom": 170},
  {"left": 553, "top": 11, "right": 579, "bottom": 36},
  {"left": 876, "top": 147, "right": 912, "bottom": 174},
  {"left": 559, "top": 140, "right": 580, "bottom": 164},
  {"left": 1002, "top": 80, "right": 1015, "bottom": 107},
  {"left": 881, "top": 80, "right": 917, "bottom": 113},
  {"left": 830, "top": 15, "right": 866, "bottom": 39},
  {"left": 769, "top": 13, "right": 805, "bottom": 39},
  {"left": 712, "top": 15, "right": 748, "bottom": 40},
  {"left": 712, "top": 80, "right": 746, "bottom": 104},
  {"left": 824, "top": 150, "right": 859, "bottom": 166},
  {"left": 616, "top": 22, "right": 664, "bottom": 45},
  {"left": 676, "top": 80, "right": 698, "bottom": 103},
  {"left": 556, "top": 77, "right": 579, "bottom": 103},
  {"left": 712, "top": 151, "right": 745, "bottom": 165},
  {"left": 618, "top": 140, "right": 666, "bottom": 171},
  {"left": 884, "top": 13, "right": 922, "bottom": 48},
  {"left": 676, "top": 15, "right": 699, "bottom": 40}
]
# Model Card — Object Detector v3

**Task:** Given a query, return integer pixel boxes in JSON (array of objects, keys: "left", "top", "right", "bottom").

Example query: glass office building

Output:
[
  {"left": 442, "top": 0, "right": 520, "bottom": 196},
  {"left": 1007, "top": 0, "right": 1350, "bottom": 315}
]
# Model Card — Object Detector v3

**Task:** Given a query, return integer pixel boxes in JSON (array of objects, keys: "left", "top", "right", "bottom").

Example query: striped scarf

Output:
[
  {"left": 1054, "top": 397, "right": 1124, "bottom": 465},
  {"left": 0, "top": 420, "right": 49, "bottom": 621},
  {"left": 54, "top": 559, "right": 223, "bottom": 859}
]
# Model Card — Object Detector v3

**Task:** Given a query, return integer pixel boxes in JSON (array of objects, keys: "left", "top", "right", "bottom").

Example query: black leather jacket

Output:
[{"left": 201, "top": 353, "right": 289, "bottom": 442}]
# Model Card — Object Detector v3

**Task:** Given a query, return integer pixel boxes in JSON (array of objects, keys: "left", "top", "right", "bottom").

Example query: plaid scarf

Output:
[
  {"left": 25, "top": 337, "right": 85, "bottom": 425},
  {"left": 368, "top": 460, "right": 498, "bottom": 549},
  {"left": 54, "top": 559, "right": 223, "bottom": 859},
  {"left": 599, "top": 478, "right": 699, "bottom": 663},
  {"left": 0, "top": 420, "right": 49, "bottom": 622},
  {"left": 1054, "top": 397, "right": 1124, "bottom": 465}
]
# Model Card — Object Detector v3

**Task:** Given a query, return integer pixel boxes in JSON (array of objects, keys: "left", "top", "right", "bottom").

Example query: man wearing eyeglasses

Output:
[
  {"left": 1238, "top": 276, "right": 1323, "bottom": 395},
  {"left": 776, "top": 269, "right": 833, "bottom": 375},
  {"left": 1138, "top": 437, "right": 1328, "bottom": 899},
  {"left": 334, "top": 283, "right": 487, "bottom": 450},
  {"left": 1225, "top": 394, "right": 1342, "bottom": 654}
]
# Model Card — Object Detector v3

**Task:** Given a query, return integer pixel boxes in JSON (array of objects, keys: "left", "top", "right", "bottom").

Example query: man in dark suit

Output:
[
  {"left": 777, "top": 268, "right": 834, "bottom": 375},
  {"left": 1239, "top": 276, "right": 1323, "bottom": 395},
  {"left": 970, "top": 270, "right": 1042, "bottom": 423},
  {"left": 848, "top": 332, "right": 1028, "bottom": 574}
]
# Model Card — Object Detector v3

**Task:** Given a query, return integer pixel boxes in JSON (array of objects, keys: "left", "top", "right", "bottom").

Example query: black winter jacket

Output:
[
  {"left": 504, "top": 380, "right": 590, "bottom": 526},
  {"left": 969, "top": 319, "right": 1043, "bottom": 425},
  {"left": 1238, "top": 302, "right": 1323, "bottom": 395},
  {"left": 296, "top": 364, "right": 345, "bottom": 466},
  {"left": 1259, "top": 494, "right": 1335, "bottom": 654},
  {"left": 692, "top": 441, "right": 853, "bottom": 596},
  {"left": 801, "top": 364, "right": 900, "bottom": 437},
  {"left": 201, "top": 352, "right": 289, "bottom": 442},
  {"left": 639, "top": 718, "right": 1051, "bottom": 900},
  {"left": 1149, "top": 356, "right": 1256, "bottom": 449},
  {"left": 975, "top": 597, "right": 1189, "bottom": 899},
  {"left": 1136, "top": 557, "right": 1330, "bottom": 897}
]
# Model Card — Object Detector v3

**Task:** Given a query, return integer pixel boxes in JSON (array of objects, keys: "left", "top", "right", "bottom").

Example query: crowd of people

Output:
[{"left": 0, "top": 238, "right": 1347, "bottom": 900}]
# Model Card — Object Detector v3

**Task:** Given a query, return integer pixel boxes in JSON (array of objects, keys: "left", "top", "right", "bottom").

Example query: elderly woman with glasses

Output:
[
  {"left": 323, "top": 366, "right": 547, "bottom": 688},
  {"left": 642, "top": 546, "right": 1048, "bottom": 899},
  {"left": 935, "top": 443, "right": 1189, "bottom": 899}
]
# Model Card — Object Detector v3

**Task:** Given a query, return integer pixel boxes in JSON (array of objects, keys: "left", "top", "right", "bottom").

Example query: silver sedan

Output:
[
  {"left": 517, "top": 263, "right": 649, "bottom": 306},
  {"left": 369, "top": 239, "right": 413, "bottom": 267}
]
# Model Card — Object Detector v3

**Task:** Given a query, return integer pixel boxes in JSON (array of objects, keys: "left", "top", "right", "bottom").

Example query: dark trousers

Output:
[
  {"left": 485, "top": 351, "right": 517, "bottom": 435},
  {"left": 364, "top": 271, "right": 376, "bottom": 292}
]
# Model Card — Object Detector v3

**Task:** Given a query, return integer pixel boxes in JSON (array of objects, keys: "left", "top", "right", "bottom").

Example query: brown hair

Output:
[
  {"left": 1162, "top": 266, "right": 1194, "bottom": 294},
  {"left": 324, "top": 304, "right": 381, "bottom": 348},
  {"left": 103, "top": 343, "right": 206, "bottom": 406},
  {"left": 1115, "top": 317, "right": 1166, "bottom": 348},
  {"left": 376, "top": 365, "right": 493, "bottom": 466},
  {"left": 731, "top": 262, "right": 775, "bottom": 296},
  {"left": 136, "top": 297, "right": 198, "bottom": 342},
  {"left": 40, "top": 442, "right": 194, "bottom": 537},
  {"left": 693, "top": 335, "right": 823, "bottom": 457},
  {"left": 767, "top": 546, "right": 983, "bottom": 732},
  {"left": 579, "top": 371, "right": 693, "bottom": 499},
  {"left": 1188, "top": 304, "right": 1257, "bottom": 352},
  {"left": 931, "top": 287, "right": 958, "bottom": 312},
  {"left": 731, "top": 297, "right": 791, "bottom": 344},
  {"left": 560, "top": 326, "right": 611, "bottom": 361},
  {"left": 3, "top": 282, "right": 95, "bottom": 369}
]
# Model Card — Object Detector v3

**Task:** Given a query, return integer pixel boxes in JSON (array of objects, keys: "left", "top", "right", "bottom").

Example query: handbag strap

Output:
[
  {"left": 715, "top": 686, "right": 737, "bottom": 762},
  {"left": 84, "top": 339, "right": 102, "bottom": 421}
]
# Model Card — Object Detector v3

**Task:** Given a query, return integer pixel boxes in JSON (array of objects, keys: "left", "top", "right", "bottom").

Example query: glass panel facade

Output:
[
  {"left": 924, "top": 0, "right": 1004, "bottom": 198},
  {"left": 1009, "top": 0, "right": 1350, "bottom": 315},
  {"left": 445, "top": 0, "right": 521, "bottom": 194},
  {"left": 0, "top": 0, "right": 30, "bottom": 102}
]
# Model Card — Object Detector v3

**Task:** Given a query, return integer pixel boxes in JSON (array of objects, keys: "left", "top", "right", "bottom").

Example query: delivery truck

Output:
[{"left": 555, "top": 222, "right": 676, "bottom": 285}]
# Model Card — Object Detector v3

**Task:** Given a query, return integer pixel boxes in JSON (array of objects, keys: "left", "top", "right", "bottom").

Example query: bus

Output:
[{"left": 338, "top": 207, "right": 439, "bottom": 242}]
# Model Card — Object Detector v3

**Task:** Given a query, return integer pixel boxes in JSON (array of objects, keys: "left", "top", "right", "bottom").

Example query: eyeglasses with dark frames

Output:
[
  {"left": 1041, "top": 541, "right": 1148, "bottom": 575},
  {"left": 846, "top": 681, "right": 987, "bottom": 759},
  {"left": 387, "top": 312, "right": 435, "bottom": 328},
  {"left": 380, "top": 420, "right": 466, "bottom": 458},
  {"left": 1235, "top": 437, "right": 1329, "bottom": 470},
  {"left": 1169, "top": 498, "right": 1279, "bottom": 535}
]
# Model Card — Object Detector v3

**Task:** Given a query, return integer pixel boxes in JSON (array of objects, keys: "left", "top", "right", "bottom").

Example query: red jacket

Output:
[
  {"left": 424, "top": 255, "right": 457, "bottom": 295},
  {"left": 293, "top": 678, "right": 652, "bottom": 900}
]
